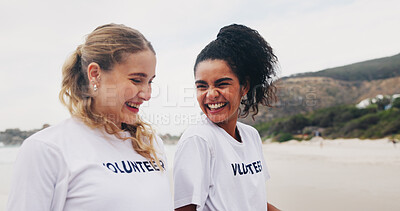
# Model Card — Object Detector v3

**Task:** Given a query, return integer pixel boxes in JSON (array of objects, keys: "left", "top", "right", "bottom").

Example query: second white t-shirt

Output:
[{"left": 174, "top": 117, "right": 270, "bottom": 211}]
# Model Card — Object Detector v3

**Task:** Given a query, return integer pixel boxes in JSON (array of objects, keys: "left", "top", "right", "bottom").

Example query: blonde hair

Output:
[{"left": 59, "top": 24, "right": 162, "bottom": 168}]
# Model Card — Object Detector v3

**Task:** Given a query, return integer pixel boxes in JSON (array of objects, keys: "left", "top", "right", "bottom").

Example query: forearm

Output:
[
  {"left": 175, "top": 204, "right": 197, "bottom": 211},
  {"left": 267, "top": 202, "right": 280, "bottom": 211}
]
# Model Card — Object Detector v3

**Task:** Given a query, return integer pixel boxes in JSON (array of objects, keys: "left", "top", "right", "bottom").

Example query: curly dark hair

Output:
[{"left": 194, "top": 24, "right": 278, "bottom": 119}]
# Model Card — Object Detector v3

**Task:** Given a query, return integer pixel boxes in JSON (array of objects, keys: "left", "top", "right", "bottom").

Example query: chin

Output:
[
  {"left": 121, "top": 115, "right": 138, "bottom": 125},
  {"left": 206, "top": 114, "right": 228, "bottom": 124}
]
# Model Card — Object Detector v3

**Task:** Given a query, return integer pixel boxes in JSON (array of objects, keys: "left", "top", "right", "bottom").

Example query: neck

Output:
[{"left": 216, "top": 116, "right": 241, "bottom": 142}]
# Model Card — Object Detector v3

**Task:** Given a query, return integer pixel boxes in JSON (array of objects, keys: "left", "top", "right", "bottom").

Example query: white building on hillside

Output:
[{"left": 356, "top": 94, "right": 400, "bottom": 109}]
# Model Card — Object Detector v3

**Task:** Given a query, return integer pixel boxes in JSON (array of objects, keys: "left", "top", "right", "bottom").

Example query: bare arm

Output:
[
  {"left": 267, "top": 202, "right": 280, "bottom": 211},
  {"left": 175, "top": 204, "right": 196, "bottom": 211}
]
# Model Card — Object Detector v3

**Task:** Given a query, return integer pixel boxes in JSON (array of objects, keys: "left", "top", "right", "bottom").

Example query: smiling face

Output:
[
  {"left": 195, "top": 59, "right": 248, "bottom": 132},
  {"left": 90, "top": 50, "right": 156, "bottom": 126}
]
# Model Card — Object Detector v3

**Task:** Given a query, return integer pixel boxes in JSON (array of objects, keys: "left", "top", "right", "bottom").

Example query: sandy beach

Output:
[
  {"left": 264, "top": 138, "right": 400, "bottom": 211},
  {"left": 1, "top": 138, "right": 400, "bottom": 211}
]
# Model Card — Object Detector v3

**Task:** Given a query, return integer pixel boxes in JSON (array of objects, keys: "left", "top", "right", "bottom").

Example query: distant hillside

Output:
[
  {"left": 288, "top": 53, "right": 400, "bottom": 81},
  {"left": 242, "top": 53, "right": 400, "bottom": 125},
  {"left": 242, "top": 76, "right": 400, "bottom": 125},
  {"left": 0, "top": 124, "right": 49, "bottom": 146}
]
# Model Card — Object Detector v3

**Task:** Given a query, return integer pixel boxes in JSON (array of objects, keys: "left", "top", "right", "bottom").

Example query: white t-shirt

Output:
[
  {"left": 173, "top": 117, "right": 270, "bottom": 211},
  {"left": 7, "top": 118, "right": 173, "bottom": 211}
]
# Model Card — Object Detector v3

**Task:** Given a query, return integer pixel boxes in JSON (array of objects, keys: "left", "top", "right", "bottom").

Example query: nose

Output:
[
  {"left": 138, "top": 84, "right": 152, "bottom": 101},
  {"left": 206, "top": 87, "right": 219, "bottom": 99}
]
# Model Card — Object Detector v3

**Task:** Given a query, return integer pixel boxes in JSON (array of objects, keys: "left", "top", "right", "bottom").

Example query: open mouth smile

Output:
[
  {"left": 206, "top": 102, "right": 228, "bottom": 110},
  {"left": 125, "top": 102, "right": 140, "bottom": 112}
]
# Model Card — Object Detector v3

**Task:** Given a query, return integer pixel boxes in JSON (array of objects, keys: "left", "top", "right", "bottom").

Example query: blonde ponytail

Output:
[{"left": 60, "top": 45, "right": 87, "bottom": 112}]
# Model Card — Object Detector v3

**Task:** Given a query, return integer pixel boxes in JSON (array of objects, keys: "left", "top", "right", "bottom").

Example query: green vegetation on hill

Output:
[
  {"left": 289, "top": 53, "right": 400, "bottom": 81},
  {"left": 255, "top": 97, "right": 400, "bottom": 142}
]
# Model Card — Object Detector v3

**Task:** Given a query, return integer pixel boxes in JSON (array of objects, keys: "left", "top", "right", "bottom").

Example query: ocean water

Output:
[
  {"left": 0, "top": 146, "right": 19, "bottom": 211},
  {"left": 0, "top": 147, "right": 19, "bottom": 163},
  {"left": 164, "top": 144, "right": 177, "bottom": 168}
]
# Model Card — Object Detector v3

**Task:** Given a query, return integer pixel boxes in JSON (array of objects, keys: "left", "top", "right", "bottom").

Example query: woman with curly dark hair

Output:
[{"left": 173, "top": 24, "right": 280, "bottom": 211}]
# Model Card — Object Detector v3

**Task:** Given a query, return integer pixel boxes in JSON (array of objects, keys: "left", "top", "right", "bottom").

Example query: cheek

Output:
[
  {"left": 197, "top": 92, "right": 209, "bottom": 112},
  {"left": 234, "top": 93, "right": 242, "bottom": 104},
  {"left": 225, "top": 91, "right": 242, "bottom": 107},
  {"left": 196, "top": 91, "right": 204, "bottom": 105},
  {"left": 121, "top": 86, "right": 139, "bottom": 101}
]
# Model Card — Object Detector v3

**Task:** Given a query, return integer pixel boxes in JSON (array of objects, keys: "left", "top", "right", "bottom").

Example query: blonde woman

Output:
[{"left": 7, "top": 24, "right": 173, "bottom": 211}]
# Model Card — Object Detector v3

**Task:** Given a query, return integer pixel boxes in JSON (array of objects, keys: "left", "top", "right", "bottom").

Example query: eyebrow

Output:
[
  {"left": 195, "top": 77, "right": 233, "bottom": 84},
  {"left": 195, "top": 80, "right": 207, "bottom": 84},
  {"left": 215, "top": 77, "right": 233, "bottom": 83},
  {"left": 129, "top": 73, "right": 156, "bottom": 79},
  {"left": 129, "top": 73, "right": 147, "bottom": 77}
]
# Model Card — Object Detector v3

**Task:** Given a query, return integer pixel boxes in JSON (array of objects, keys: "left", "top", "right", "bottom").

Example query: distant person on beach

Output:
[
  {"left": 173, "top": 24, "right": 280, "bottom": 211},
  {"left": 7, "top": 24, "right": 173, "bottom": 210},
  {"left": 390, "top": 137, "right": 398, "bottom": 148}
]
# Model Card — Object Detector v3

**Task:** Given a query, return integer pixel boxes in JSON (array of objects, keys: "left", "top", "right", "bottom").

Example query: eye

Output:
[
  {"left": 196, "top": 84, "right": 207, "bottom": 89},
  {"left": 217, "top": 82, "right": 230, "bottom": 87},
  {"left": 130, "top": 78, "right": 142, "bottom": 83}
]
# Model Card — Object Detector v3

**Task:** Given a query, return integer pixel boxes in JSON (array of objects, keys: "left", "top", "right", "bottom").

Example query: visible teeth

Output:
[
  {"left": 127, "top": 102, "right": 139, "bottom": 108},
  {"left": 208, "top": 103, "right": 225, "bottom": 109}
]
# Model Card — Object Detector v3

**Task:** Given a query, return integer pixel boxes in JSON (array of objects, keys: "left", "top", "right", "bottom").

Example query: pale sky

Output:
[{"left": 1, "top": 0, "right": 400, "bottom": 135}]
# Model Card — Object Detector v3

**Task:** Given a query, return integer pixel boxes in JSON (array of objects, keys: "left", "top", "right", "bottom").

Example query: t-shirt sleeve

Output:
[
  {"left": 154, "top": 135, "right": 169, "bottom": 170},
  {"left": 253, "top": 128, "right": 271, "bottom": 182},
  {"left": 261, "top": 151, "right": 271, "bottom": 182},
  {"left": 173, "top": 135, "right": 212, "bottom": 210},
  {"left": 7, "top": 138, "right": 68, "bottom": 211}
]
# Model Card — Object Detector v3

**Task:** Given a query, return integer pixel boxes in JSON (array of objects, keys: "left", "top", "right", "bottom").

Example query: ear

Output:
[
  {"left": 87, "top": 62, "right": 101, "bottom": 82},
  {"left": 241, "top": 80, "right": 250, "bottom": 97}
]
